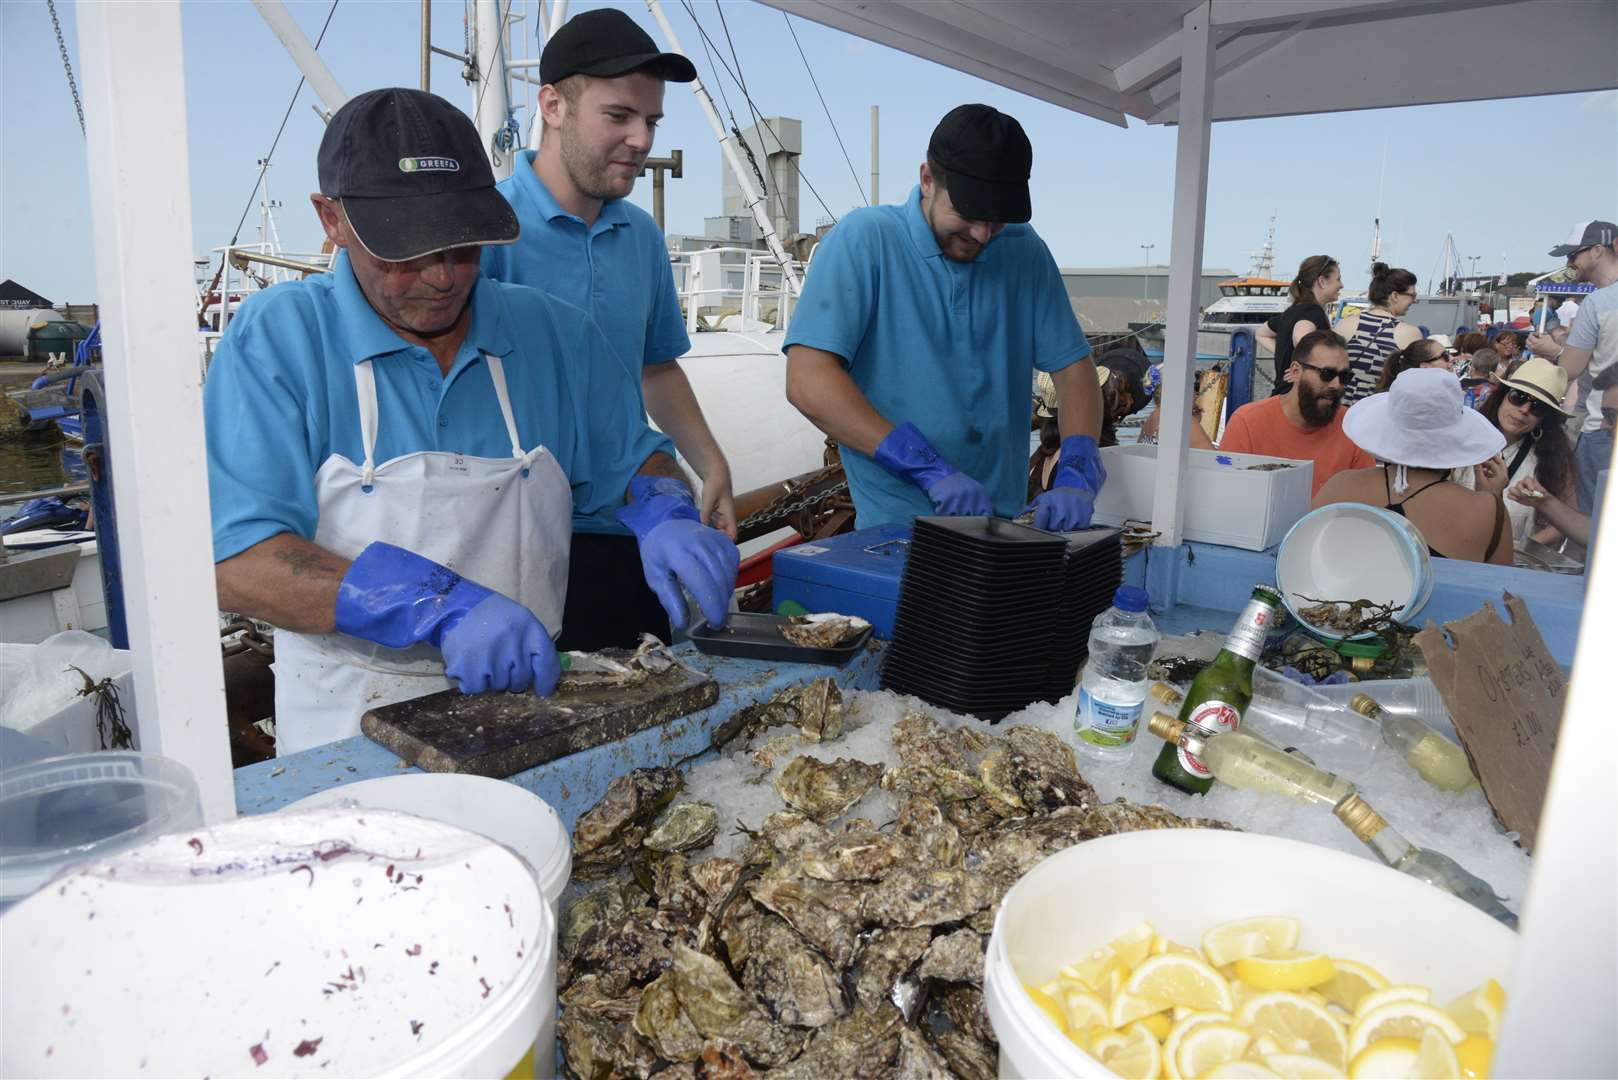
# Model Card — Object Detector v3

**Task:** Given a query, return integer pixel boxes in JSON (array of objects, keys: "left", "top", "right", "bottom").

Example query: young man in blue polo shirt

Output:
[
  {"left": 483, "top": 9, "right": 732, "bottom": 651},
  {"left": 204, "top": 89, "right": 737, "bottom": 755},
  {"left": 784, "top": 105, "right": 1106, "bottom": 531}
]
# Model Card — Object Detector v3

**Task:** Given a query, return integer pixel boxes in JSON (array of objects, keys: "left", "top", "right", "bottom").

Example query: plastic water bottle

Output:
[{"left": 1075, "top": 586, "right": 1159, "bottom": 753}]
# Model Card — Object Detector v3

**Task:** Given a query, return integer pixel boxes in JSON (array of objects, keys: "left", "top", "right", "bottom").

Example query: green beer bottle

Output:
[{"left": 1151, "top": 584, "right": 1283, "bottom": 795}]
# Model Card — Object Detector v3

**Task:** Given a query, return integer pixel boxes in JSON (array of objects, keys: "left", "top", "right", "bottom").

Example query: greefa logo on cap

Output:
[{"left": 398, "top": 156, "right": 461, "bottom": 173}]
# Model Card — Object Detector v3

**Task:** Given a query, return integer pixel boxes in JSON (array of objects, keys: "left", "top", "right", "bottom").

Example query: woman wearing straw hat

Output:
[
  {"left": 1477, "top": 356, "right": 1579, "bottom": 550},
  {"left": 1314, "top": 368, "right": 1512, "bottom": 564}
]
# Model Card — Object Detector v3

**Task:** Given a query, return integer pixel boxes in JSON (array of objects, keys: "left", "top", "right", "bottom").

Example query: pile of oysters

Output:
[{"left": 559, "top": 679, "right": 1232, "bottom": 1079}]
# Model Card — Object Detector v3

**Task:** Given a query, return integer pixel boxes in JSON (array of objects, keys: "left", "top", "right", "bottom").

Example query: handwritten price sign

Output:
[{"left": 1416, "top": 594, "right": 1564, "bottom": 854}]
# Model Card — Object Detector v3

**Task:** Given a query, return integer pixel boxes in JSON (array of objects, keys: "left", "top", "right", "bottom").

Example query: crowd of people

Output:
[{"left": 1087, "top": 227, "right": 1616, "bottom": 566}]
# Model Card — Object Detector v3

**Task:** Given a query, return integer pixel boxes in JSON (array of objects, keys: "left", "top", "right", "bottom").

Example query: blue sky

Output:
[{"left": 3, "top": 0, "right": 1615, "bottom": 305}]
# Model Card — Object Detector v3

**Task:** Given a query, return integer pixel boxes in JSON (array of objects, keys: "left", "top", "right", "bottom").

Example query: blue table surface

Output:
[{"left": 238, "top": 541, "right": 1585, "bottom": 824}]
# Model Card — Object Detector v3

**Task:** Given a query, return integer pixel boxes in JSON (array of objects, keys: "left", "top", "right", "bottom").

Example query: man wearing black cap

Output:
[
  {"left": 203, "top": 88, "right": 737, "bottom": 756},
  {"left": 783, "top": 104, "right": 1104, "bottom": 531},
  {"left": 1529, "top": 219, "right": 1618, "bottom": 436},
  {"left": 483, "top": 8, "right": 731, "bottom": 651}
]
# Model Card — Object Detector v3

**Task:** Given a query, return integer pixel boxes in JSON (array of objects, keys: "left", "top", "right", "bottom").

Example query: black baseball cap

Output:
[
  {"left": 927, "top": 104, "right": 1033, "bottom": 224},
  {"left": 1548, "top": 219, "right": 1617, "bottom": 258},
  {"left": 540, "top": 8, "right": 696, "bottom": 86},
  {"left": 318, "top": 88, "right": 518, "bottom": 262}
]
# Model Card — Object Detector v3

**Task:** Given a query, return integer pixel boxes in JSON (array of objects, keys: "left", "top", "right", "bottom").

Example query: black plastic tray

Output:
[{"left": 687, "top": 612, "right": 873, "bottom": 665}]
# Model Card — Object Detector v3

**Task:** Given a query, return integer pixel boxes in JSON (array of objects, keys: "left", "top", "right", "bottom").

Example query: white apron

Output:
[{"left": 272, "top": 354, "right": 572, "bottom": 756}]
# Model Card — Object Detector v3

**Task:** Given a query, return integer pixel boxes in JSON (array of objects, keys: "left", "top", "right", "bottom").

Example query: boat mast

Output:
[
  {"left": 470, "top": 0, "right": 516, "bottom": 180},
  {"left": 643, "top": 0, "right": 802, "bottom": 293},
  {"left": 1247, "top": 213, "right": 1276, "bottom": 278}
]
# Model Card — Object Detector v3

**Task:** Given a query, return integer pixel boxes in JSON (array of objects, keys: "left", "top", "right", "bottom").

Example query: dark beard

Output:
[{"left": 1297, "top": 383, "right": 1340, "bottom": 426}]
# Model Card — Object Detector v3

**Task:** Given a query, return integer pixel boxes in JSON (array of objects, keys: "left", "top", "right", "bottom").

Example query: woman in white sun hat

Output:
[
  {"left": 1313, "top": 367, "right": 1511, "bottom": 564},
  {"left": 1477, "top": 356, "right": 1579, "bottom": 550}
]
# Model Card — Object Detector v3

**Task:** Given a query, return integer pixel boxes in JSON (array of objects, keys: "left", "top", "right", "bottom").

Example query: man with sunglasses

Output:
[
  {"left": 1218, "top": 329, "right": 1374, "bottom": 496},
  {"left": 1529, "top": 220, "right": 1618, "bottom": 436}
]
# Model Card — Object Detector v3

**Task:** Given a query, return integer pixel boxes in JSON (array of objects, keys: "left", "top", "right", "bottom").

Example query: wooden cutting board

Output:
[{"left": 360, "top": 653, "right": 718, "bottom": 777}]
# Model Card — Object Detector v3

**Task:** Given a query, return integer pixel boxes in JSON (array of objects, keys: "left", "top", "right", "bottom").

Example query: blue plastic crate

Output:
[{"left": 771, "top": 523, "right": 912, "bottom": 639}]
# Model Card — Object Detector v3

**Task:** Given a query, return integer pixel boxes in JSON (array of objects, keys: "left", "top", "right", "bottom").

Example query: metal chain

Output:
[
  {"left": 737, "top": 478, "right": 848, "bottom": 532},
  {"left": 46, "top": 0, "right": 85, "bottom": 136}
]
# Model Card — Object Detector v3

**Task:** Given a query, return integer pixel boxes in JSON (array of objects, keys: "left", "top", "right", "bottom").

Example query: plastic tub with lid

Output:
[
  {"left": 1276, "top": 504, "right": 1435, "bottom": 642},
  {"left": 0, "top": 750, "right": 201, "bottom": 912},
  {"left": 2, "top": 806, "right": 553, "bottom": 1079}
]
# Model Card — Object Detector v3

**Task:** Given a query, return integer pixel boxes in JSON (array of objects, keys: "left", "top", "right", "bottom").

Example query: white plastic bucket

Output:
[
  {"left": 1276, "top": 504, "right": 1435, "bottom": 642},
  {"left": 983, "top": 829, "right": 1517, "bottom": 1079},
  {"left": 285, "top": 775, "right": 570, "bottom": 1078},
  {"left": 2, "top": 807, "right": 552, "bottom": 1079}
]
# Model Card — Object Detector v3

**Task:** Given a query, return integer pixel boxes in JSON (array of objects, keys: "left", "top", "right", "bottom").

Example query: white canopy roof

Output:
[{"left": 763, "top": 0, "right": 1618, "bottom": 126}]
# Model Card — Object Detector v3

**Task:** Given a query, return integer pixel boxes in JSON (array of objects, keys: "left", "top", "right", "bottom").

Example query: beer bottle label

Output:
[
  {"left": 1179, "top": 698, "right": 1242, "bottom": 778},
  {"left": 1225, "top": 596, "right": 1276, "bottom": 663}
]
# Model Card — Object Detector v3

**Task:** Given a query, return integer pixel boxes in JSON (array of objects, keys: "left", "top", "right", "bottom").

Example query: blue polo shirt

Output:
[
  {"left": 204, "top": 250, "right": 673, "bottom": 562},
  {"left": 783, "top": 185, "right": 1091, "bottom": 527},
  {"left": 483, "top": 151, "right": 690, "bottom": 376}
]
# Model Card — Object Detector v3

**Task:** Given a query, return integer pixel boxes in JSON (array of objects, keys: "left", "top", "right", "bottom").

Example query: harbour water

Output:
[{"left": 0, "top": 432, "right": 76, "bottom": 515}]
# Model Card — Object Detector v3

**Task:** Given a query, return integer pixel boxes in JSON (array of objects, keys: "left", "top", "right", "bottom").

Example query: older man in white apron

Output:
[{"left": 204, "top": 89, "right": 738, "bottom": 756}]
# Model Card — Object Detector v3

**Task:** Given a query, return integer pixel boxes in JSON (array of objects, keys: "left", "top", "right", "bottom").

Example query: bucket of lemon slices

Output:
[{"left": 982, "top": 829, "right": 1515, "bottom": 1080}]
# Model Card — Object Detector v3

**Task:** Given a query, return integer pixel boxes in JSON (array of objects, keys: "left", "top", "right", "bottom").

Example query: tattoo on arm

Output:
[{"left": 273, "top": 547, "right": 344, "bottom": 578}]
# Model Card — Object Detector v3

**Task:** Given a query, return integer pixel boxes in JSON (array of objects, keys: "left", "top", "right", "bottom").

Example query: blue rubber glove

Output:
[
  {"left": 1025, "top": 435, "right": 1106, "bottom": 530},
  {"left": 872, "top": 422, "right": 993, "bottom": 516},
  {"left": 617, "top": 476, "right": 740, "bottom": 631},
  {"left": 334, "top": 541, "right": 559, "bottom": 696}
]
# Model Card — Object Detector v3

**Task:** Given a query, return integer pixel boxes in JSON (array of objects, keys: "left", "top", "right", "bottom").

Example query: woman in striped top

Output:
[{"left": 1334, "top": 262, "right": 1422, "bottom": 403}]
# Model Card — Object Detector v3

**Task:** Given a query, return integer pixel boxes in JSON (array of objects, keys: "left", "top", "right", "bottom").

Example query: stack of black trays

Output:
[{"left": 880, "top": 517, "right": 1123, "bottom": 722}]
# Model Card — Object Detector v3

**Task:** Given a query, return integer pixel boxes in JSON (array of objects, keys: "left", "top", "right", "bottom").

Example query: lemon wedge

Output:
[
  {"left": 1234, "top": 951, "right": 1337, "bottom": 992},
  {"left": 1348, "top": 1037, "right": 1420, "bottom": 1079},
  {"left": 1236, "top": 991, "right": 1349, "bottom": 1068},
  {"left": 1100, "top": 1023, "right": 1164, "bottom": 1080},
  {"left": 1110, "top": 922, "right": 1158, "bottom": 969},
  {"left": 1163, "top": 1011, "right": 1233, "bottom": 1080},
  {"left": 1090, "top": 1029, "right": 1129, "bottom": 1061},
  {"left": 1128, "top": 953, "right": 1235, "bottom": 1012},
  {"left": 1111, "top": 988, "right": 1172, "bottom": 1029},
  {"left": 1315, "top": 959, "right": 1389, "bottom": 1012},
  {"left": 1139, "top": 1012, "right": 1173, "bottom": 1040},
  {"left": 1201, "top": 916, "right": 1302, "bottom": 966},
  {"left": 1349, "top": 1001, "right": 1466, "bottom": 1059},
  {"left": 1263, "top": 1052, "right": 1341, "bottom": 1079},
  {"left": 1455, "top": 1034, "right": 1494, "bottom": 1078},
  {"left": 1354, "top": 984, "right": 1431, "bottom": 1019},
  {"left": 1444, "top": 978, "right": 1506, "bottom": 1038},
  {"left": 1176, "top": 1022, "right": 1252, "bottom": 1079},
  {"left": 1023, "top": 983, "right": 1067, "bottom": 1034},
  {"left": 1061, "top": 988, "right": 1110, "bottom": 1034},
  {"left": 1063, "top": 945, "right": 1119, "bottom": 990},
  {"left": 1411, "top": 1024, "right": 1464, "bottom": 1079}
]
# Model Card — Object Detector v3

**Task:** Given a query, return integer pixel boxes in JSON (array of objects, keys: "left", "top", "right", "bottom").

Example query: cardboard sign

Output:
[{"left": 1414, "top": 593, "right": 1563, "bottom": 854}]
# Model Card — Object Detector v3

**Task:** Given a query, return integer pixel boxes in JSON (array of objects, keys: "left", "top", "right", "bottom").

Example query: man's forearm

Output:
[
  {"left": 1535, "top": 497, "right": 1591, "bottom": 546},
  {"left": 634, "top": 451, "right": 694, "bottom": 491},
  {"left": 215, "top": 532, "right": 350, "bottom": 633},
  {"left": 642, "top": 360, "right": 728, "bottom": 481},
  {"left": 1052, "top": 358, "right": 1103, "bottom": 442},
  {"left": 785, "top": 345, "right": 895, "bottom": 456},
  {"left": 1559, "top": 344, "right": 1593, "bottom": 379}
]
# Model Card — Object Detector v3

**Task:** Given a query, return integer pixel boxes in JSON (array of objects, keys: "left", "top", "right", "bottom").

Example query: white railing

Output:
[{"left": 670, "top": 246, "right": 805, "bottom": 333}]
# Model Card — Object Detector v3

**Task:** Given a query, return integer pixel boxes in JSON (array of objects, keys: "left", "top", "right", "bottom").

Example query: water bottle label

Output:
[
  {"left": 1077, "top": 687, "right": 1143, "bottom": 748},
  {"left": 1178, "top": 698, "right": 1241, "bottom": 778}
]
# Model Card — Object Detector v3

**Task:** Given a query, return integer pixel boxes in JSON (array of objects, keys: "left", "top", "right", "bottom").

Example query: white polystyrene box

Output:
[{"left": 1091, "top": 444, "right": 1315, "bottom": 551}]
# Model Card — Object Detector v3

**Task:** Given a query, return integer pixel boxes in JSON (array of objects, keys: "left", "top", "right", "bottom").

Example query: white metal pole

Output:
[
  {"left": 474, "top": 0, "right": 515, "bottom": 180},
  {"left": 251, "top": 0, "right": 348, "bottom": 117},
  {"left": 870, "top": 104, "right": 879, "bottom": 205},
  {"left": 1493, "top": 496, "right": 1617, "bottom": 1075},
  {"left": 1150, "top": 1, "right": 1215, "bottom": 548},
  {"left": 76, "top": 0, "right": 237, "bottom": 822},
  {"left": 548, "top": 0, "right": 569, "bottom": 38},
  {"left": 644, "top": 0, "right": 801, "bottom": 293}
]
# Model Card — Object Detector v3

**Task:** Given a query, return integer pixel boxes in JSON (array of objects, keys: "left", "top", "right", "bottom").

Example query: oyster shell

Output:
[
  {"left": 935, "top": 984, "right": 996, "bottom": 1045},
  {"left": 863, "top": 867, "right": 992, "bottom": 928},
  {"left": 560, "top": 880, "right": 643, "bottom": 965},
  {"left": 698, "top": 1037, "right": 757, "bottom": 1080},
  {"left": 645, "top": 802, "right": 721, "bottom": 853},
  {"left": 773, "top": 756, "right": 883, "bottom": 823},
  {"left": 758, "top": 809, "right": 831, "bottom": 855},
  {"left": 895, "top": 1024, "right": 958, "bottom": 1080},
  {"left": 1080, "top": 797, "right": 1236, "bottom": 835},
  {"left": 781, "top": 613, "right": 870, "bottom": 650},
  {"left": 746, "top": 873, "right": 864, "bottom": 967},
  {"left": 574, "top": 767, "right": 684, "bottom": 874},
  {"left": 768, "top": 1003, "right": 905, "bottom": 1080},
  {"left": 931, "top": 1028, "right": 997, "bottom": 1080},
  {"left": 669, "top": 946, "right": 807, "bottom": 1066},
  {"left": 740, "top": 912, "right": 847, "bottom": 1028},
  {"left": 916, "top": 928, "right": 985, "bottom": 985},
  {"left": 895, "top": 797, "right": 964, "bottom": 867},
  {"left": 797, "top": 830, "right": 911, "bottom": 882},
  {"left": 850, "top": 926, "right": 932, "bottom": 1012}
]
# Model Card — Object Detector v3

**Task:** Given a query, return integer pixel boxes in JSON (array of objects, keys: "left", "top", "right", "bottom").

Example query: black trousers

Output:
[{"left": 555, "top": 531, "right": 671, "bottom": 652}]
